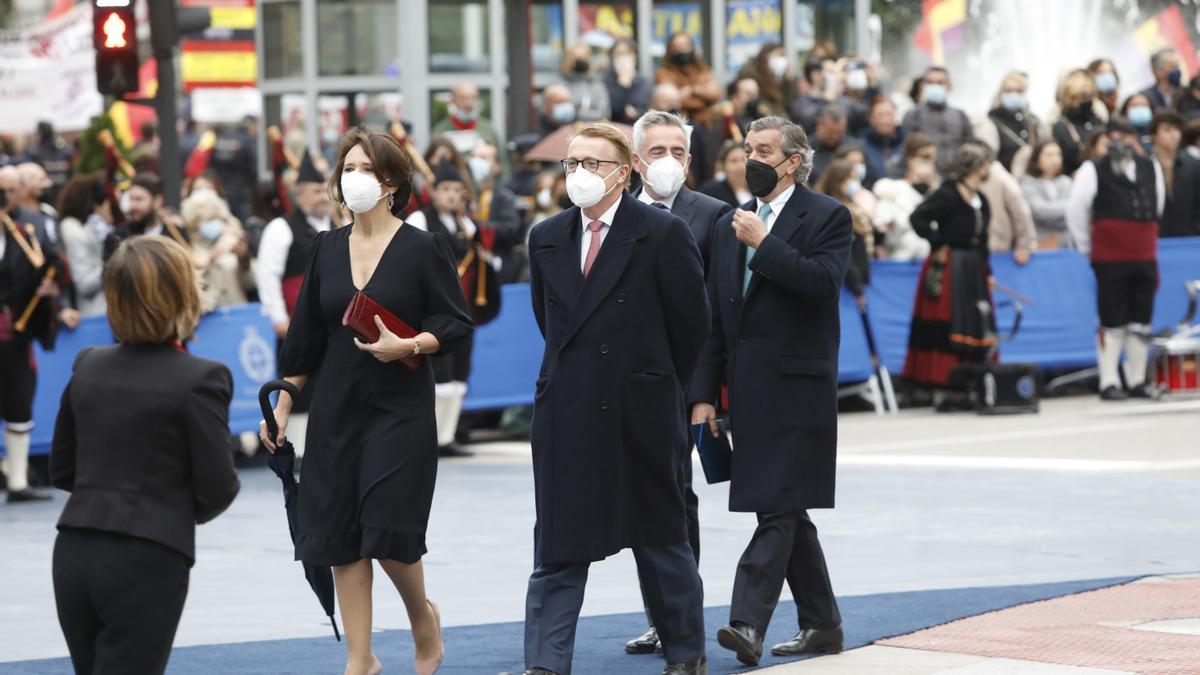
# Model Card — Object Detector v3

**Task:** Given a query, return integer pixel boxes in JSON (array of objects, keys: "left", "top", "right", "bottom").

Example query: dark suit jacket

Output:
[
  {"left": 528, "top": 193, "right": 709, "bottom": 563},
  {"left": 635, "top": 186, "right": 733, "bottom": 275},
  {"left": 698, "top": 178, "right": 741, "bottom": 211},
  {"left": 690, "top": 185, "right": 852, "bottom": 513},
  {"left": 50, "top": 344, "right": 240, "bottom": 563}
]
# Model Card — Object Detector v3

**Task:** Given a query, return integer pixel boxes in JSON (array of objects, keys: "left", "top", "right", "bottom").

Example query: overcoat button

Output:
[
  {"left": 600, "top": 400, "right": 609, "bottom": 410},
  {"left": 600, "top": 344, "right": 609, "bottom": 354},
  {"left": 616, "top": 293, "right": 626, "bottom": 303}
]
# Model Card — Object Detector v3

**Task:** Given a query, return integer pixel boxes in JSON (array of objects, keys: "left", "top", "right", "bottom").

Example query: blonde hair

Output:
[
  {"left": 104, "top": 236, "right": 202, "bottom": 344},
  {"left": 570, "top": 123, "right": 635, "bottom": 167},
  {"left": 180, "top": 189, "right": 232, "bottom": 230},
  {"left": 992, "top": 71, "right": 1029, "bottom": 109},
  {"left": 1058, "top": 69, "right": 1096, "bottom": 109}
]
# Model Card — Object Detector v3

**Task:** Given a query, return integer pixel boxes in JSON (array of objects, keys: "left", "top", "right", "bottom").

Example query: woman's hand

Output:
[
  {"left": 258, "top": 406, "right": 289, "bottom": 454},
  {"left": 354, "top": 315, "right": 416, "bottom": 363}
]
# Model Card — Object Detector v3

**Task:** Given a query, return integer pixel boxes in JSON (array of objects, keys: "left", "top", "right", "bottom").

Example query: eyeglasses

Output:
[{"left": 560, "top": 157, "right": 620, "bottom": 174}]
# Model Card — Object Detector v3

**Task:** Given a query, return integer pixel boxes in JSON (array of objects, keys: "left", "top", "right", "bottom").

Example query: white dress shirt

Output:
[
  {"left": 579, "top": 197, "right": 621, "bottom": 271},
  {"left": 637, "top": 186, "right": 679, "bottom": 211},
  {"left": 255, "top": 213, "right": 332, "bottom": 325},
  {"left": 1065, "top": 159, "right": 1165, "bottom": 256},
  {"left": 405, "top": 210, "right": 478, "bottom": 239},
  {"left": 756, "top": 183, "right": 797, "bottom": 232}
]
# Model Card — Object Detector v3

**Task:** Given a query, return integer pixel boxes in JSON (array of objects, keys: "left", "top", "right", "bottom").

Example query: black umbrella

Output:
[{"left": 259, "top": 380, "right": 341, "bottom": 641}]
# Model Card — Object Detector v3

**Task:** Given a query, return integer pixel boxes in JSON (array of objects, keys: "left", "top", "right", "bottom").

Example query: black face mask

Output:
[
  {"left": 670, "top": 52, "right": 695, "bottom": 67},
  {"left": 573, "top": 59, "right": 589, "bottom": 74},
  {"left": 745, "top": 155, "right": 794, "bottom": 198},
  {"left": 913, "top": 181, "right": 931, "bottom": 195},
  {"left": 744, "top": 98, "right": 763, "bottom": 119}
]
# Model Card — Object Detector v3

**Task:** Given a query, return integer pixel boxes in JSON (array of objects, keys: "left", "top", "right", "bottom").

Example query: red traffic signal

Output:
[{"left": 93, "top": 1, "right": 138, "bottom": 96}]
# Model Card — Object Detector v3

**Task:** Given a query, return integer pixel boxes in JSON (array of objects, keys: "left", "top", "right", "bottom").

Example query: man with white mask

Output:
[
  {"left": 522, "top": 123, "right": 710, "bottom": 675},
  {"left": 431, "top": 81, "right": 510, "bottom": 176},
  {"left": 622, "top": 109, "right": 733, "bottom": 657}
]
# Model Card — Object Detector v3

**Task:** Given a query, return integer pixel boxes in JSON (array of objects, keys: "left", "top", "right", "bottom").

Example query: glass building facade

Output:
[{"left": 256, "top": 0, "right": 862, "bottom": 168}]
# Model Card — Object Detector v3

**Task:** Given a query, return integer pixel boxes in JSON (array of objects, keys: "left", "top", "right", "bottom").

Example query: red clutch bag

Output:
[{"left": 341, "top": 291, "right": 421, "bottom": 370}]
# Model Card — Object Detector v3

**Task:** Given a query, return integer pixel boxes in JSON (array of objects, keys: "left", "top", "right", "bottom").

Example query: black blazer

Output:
[
  {"left": 50, "top": 344, "right": 240, "bottom": 563},
  {"left": 635, "top": 185, "right": 733, "bottom": 275},
  {"left": 527, "top": 193, "right": 709, "bottom": 563},
  {"left": 698, "top": 178, "right": 741, "bottom": 211},
  {"left": 691, "top": 185, "right": 852, "bottom": 513}
]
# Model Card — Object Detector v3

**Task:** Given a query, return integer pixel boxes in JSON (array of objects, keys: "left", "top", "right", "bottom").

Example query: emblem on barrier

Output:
[{"left": 240, "top": 326, "right": 275, "bottom": 382}]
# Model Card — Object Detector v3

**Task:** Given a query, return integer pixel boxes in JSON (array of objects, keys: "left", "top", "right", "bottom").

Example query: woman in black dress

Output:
[
  {"left": 903, "top": 141, "right": 996, "bottom": 411},
  {"left": 260, "top": 130, "right": 472, "bottom": 675}
]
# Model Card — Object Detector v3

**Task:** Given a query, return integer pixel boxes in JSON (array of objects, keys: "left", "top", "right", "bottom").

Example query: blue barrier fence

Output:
[{"left": 8, "top": 238, "right": 1199, "bottom": 456}]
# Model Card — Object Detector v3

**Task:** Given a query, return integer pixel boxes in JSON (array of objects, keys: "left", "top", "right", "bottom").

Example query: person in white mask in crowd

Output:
[
  {"left": 521, "top": 123, "right": 710, "bottom": 675},
  {"left": 619, "top": 110, "right": 732, "bottom": 657},
  {"left": 431, "top": 81, "right": 510, "bottom": 177},
  {"left": 901, "top": 66, "right": 974, "bottom": 171}
]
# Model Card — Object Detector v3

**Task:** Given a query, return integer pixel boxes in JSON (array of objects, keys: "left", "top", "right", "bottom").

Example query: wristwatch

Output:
[{"left": 411, "top": 338, "right": 422, "bottom": 356}]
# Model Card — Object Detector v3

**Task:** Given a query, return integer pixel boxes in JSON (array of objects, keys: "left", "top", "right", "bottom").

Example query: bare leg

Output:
[
  {"left": 379, "top": 559, "right": 442, "bottom": 661},
  {"left": 334, "top": 559, "right": 381, "bottom": 675}
]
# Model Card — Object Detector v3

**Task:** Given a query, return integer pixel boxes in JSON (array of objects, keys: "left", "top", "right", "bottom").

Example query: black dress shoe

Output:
[
  {"left": 437, "top": 443, "right": 474, "bottom": 458},
  {"left": 716, "top": 622, "right": 762, "bottom": 666},
  {"left": 1100, "top": 386, "right": 1128, "bottom": 401},
  {"left": 625, "top": 626, "right": 661, "bottom": 654},
  {"left": 770, "top": 626, "right": 844, "bottom": 656},
  {"left": 6, "top": 487, "right": 52, "bottom": 503},
  {"left": 521, "top": 669, "right": 557, "bottom": 675},
  {"left": 1128, "top": 384, "right": 1158, "bottom": 399},
  {"left": 662, "top": 655, "right": 706, "bottom": 675}
]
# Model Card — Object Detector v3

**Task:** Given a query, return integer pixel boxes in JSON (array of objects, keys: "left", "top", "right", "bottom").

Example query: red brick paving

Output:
[{"left": 878, "top": 577, "right": 1200, "bottom": 674}]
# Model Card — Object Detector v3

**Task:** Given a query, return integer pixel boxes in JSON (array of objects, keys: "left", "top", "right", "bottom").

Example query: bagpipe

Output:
[
  {"left": 0, "top": 209, "right": 62, "bottom": 350},
  {"left": 97, "top": 130, "right": 188, "bottom": 249},
  {"left": 266, "top": 125, "right": 299, "bottom": 213},
  {"left": 455, "top": 210, "right": 501, "bottom": 327}
]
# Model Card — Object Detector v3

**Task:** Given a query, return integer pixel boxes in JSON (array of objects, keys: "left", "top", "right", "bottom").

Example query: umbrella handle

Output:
[{"left": 258, "top": 379, "right": 300, "bottom": 441}]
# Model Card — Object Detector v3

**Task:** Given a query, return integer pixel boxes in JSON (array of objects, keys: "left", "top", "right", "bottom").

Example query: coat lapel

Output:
[
  {"left": 532, "top": 207, "right": 585, "bottom": 310},
  {"left": 561, "top": 194, "right": 646, "bottom": 346},
  {"left": 744, "top": 186, "right": 809, "bottom": 300},
  {"left": 671, "top": 186, "right": 697, "bottom": 224}
]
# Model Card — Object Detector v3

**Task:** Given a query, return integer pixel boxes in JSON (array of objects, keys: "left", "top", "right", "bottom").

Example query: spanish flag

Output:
[
  {"left": 1133, "top": 5, "right": 1198, "bottom": 81},
  {"left": 184, "top": 129, "right": 218, "bottom": 178},
  {"left": 913, "top": 0, "right": 967, "bottom": 66}
]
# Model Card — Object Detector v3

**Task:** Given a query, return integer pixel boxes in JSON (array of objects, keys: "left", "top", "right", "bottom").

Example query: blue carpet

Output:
[{"left": 1, "top": 576, "right": 1138, "bottom": 674}]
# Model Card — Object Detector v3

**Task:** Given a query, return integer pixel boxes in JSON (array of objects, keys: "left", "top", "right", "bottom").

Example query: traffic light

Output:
[{"left": 93, "top": 0, "right": 139, "bottom": 96}]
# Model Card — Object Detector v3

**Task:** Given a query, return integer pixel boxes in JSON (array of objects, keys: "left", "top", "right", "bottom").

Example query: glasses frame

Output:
[{"left": 560, "top": 157, "right": 621, "bottom": 174}]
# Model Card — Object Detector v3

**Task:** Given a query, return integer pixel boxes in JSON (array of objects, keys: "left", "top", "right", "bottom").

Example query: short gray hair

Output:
[
  {"left": 632, "top": 110, "right": 693, "bottom": 156},
  {"left": 747, "top": 116, "right": 814, "bottom": 184},
  {"left": 945, "top": 140, "right": 994, "bottom": 182}
]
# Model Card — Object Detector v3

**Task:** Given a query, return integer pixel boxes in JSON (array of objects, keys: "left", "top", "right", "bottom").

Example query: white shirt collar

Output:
[
  {"left": 757, "top": 183, "right": 797, "bottom": 220},
  {"left": 637, "top": 186, "right": 679, "bottom": 211},
  {"left": 307, "top": 214, "right": 332, "bottom": 232}
]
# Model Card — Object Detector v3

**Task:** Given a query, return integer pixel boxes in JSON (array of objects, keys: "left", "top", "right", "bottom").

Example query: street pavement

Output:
[{"left": 1, "top": 395, "right": 1198, "bottom": 669}]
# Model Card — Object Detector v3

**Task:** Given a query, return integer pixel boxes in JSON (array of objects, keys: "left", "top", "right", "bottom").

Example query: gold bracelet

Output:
[{"left": 412, "top": 338, "right": 422, "bottom": 356}]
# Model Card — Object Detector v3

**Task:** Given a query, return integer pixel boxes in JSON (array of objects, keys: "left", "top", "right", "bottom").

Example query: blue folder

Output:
[{"left": 692, "top": 421, "right": 732, "bottom": 484}]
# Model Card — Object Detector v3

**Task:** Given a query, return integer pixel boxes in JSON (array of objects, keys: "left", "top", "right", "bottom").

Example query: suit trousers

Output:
[
  {"left": 639, "top": 452, "right": 701, "bottom": 626},
  {"left": 730, "top": 511, "right": 841, "bottom": 634},
  {"left": 525, "top": 542, "right": 705, "bottom": 673},
  {"left": 53, "top": 528, "right": 190, "bottom": 675}
]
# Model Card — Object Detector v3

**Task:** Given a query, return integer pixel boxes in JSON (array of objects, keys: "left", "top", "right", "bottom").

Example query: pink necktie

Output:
[{"left": 582, "top": 219, "right": 605, "bottom": 277}]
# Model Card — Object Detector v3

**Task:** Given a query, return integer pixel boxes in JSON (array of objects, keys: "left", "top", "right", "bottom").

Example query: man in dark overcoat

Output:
[
  {"left": 690, "top": 116, "right": 852, "bottom": 666},
  {"left": 622, "top": 109, "right": 733, "bottom": 656},
  {"left": 523, "top": 123, "right": 710, "bottom": 675}
]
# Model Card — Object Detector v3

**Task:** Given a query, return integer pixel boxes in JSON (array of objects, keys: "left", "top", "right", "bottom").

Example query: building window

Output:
[
  {"left": 316, "top": 0, "right": 399, "bottom": 77},
  {"left": 263, "top": 1, "right": 302, "bottom": 79},
  {"left": 531, "top": 1, "right": 565, "bottom": 75},
  {"left": 428, "top": 0, "right": 491, "bottom": 73}
]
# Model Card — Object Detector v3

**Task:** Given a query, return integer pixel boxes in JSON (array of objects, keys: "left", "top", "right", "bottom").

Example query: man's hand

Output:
[
  {"left": 691, "top": 403, "right": 719, "bottom": 438},
  {"left": 273, "top": 320, "right": 289, "bottom": 339},
  {"left": 36, "top": 277, "right": 59, "bottom": 298},
  {"left": 1014, "top": 248, "right": 1031, "bottom": 266},
  {"left": 732, "top": 208, "right": 768, "bottom": 248},
  {"left": 353, "top": 315, "right": 415, "bottom": 363},
  {"left": 988, "top": 275, "right": 996, "bottom": 293}
]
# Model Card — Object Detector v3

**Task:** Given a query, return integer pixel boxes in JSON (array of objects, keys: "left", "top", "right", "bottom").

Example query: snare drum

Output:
[{"left": 1153, "top": 337, "right": 1200, "bottom": 394}]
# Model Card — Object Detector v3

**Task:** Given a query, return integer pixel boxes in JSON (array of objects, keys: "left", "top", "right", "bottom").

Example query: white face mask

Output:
[
  {"left": 641, "top": 156, "right": 687, "bottom": 199},
  {"left": 340, "top": 171, "right": 385, "bottom": 214},
  {"left": 854, "top": 163, "right": 867, "bottom": 181},
  {"left": 566, "top": 164, "right": 622, "bottom": 209},
  {"left": 768, "top": 55, "right": 789, "bottom": 79},
  {"left": 536, "top": 188, "right": 552, "bottom": 209},
  {"left": 468, "top": 156, "right": 493, "bottom": 185},
  {"left": 613, "top": 55, "right": 636, "bottom": 73},
  {"left": 843, "top": 179, "right": 862, "bottom": 197},
  {"left": 846, "top": 69, "right": 869, "bottom": 91}
]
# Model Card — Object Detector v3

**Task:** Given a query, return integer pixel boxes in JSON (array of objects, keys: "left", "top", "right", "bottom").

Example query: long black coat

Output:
[
  {"left": 690, "top": 186, "right": 852, "bottom": 513},
  {"left": 528, "top": 193, "right": 710, "bottom": 564}
]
